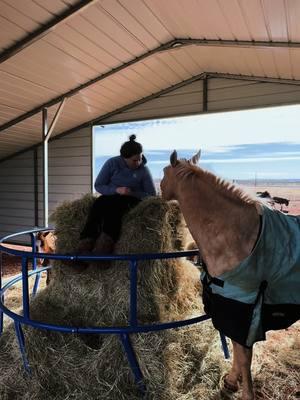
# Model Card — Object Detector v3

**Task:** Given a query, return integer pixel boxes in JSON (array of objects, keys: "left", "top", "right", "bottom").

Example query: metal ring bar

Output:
[{"left": 0, "top": 228, "right": 229, "bottom": 395}]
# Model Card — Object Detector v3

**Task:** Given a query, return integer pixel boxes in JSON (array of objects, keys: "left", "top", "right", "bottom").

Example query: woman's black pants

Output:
[{"left": 80, "top": 194, "right": 141, "bottom": 242}]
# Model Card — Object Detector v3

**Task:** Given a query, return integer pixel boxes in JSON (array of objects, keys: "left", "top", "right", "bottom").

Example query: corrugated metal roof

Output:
[{"left": 1, "top": 0, "right": 300, "bottom": 161}]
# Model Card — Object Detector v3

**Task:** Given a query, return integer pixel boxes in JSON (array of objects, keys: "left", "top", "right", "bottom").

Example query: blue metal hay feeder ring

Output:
[{"left": 0, "top": 228, "right": 229, "bottom": 395}]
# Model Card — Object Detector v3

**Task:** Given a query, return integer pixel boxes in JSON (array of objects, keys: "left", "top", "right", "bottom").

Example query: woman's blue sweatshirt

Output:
[{"left": 94, "top": 156, "right": 156, "bottom": 199}]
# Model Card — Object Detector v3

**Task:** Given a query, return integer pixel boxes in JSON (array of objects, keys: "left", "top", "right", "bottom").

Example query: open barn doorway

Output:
[{"left": 94, "top": 104, "right": 300, "bottom": 215}]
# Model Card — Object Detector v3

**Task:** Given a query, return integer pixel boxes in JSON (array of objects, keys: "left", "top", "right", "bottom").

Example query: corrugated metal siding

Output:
[
  {"left": 37, "top": 126, "right": 92, "bottom": 226},
  {"left": 0, "top": 151, "right": 35, "bottom": 243},
  {"left": 208, "top": 78, "right": 300, "bottom": 112},
  {"left": 103, "top": 77, "right": 300, "bottom": 123},
  {"left": 0, "top": 126, "right": 92, "bottom": 243},
  {"left": 3, "top": 0, "right": 300, "bottom": 163},
  {"left": 103, "top": 79, "right": 204, "bottom": 123}
]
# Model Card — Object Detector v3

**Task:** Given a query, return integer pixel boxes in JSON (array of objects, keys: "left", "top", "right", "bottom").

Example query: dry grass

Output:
[{"left": 3, "top": 275, "right": 47, "bottom": 314}]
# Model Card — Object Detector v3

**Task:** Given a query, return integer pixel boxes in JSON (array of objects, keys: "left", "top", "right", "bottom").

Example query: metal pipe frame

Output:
[
  {"left": 1, "top": 37, "right": 300, "bottom": 136},
  {"left": 42, "top": 100, "right": 66, "bottom": 227},
  {"left": 42, "top": 108, "right": 49, "bottom": 228},
  {"left": 33, "top": 148, "right": 39, "bottom": 227},
  {"left": 0, "top": 228, "right": 230, "bottom": 395}
]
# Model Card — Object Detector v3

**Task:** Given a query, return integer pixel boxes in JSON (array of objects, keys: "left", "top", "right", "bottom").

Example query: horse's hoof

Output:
[{"left": 221, "top": 373, "right": 240, "bottom": 394}]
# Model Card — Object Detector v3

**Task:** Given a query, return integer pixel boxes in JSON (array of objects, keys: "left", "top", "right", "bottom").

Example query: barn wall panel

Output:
[
  {"left": 103, "top": 77, "right": 300, "bottom": 125},
  {"left": 0, "top": 126, "right": 92, "bottom": 244},
  {"left": 37, "top": 126, "right": 92, "bottom": 227},
  {"left": 0, "top": 151, "right": 35, "bottom": 243},
  {"left": 208, "top": 78, "right": 300, "bottom": 111},
  {"left": 103, "top": 80, "right": 204, "bottom": 123}
]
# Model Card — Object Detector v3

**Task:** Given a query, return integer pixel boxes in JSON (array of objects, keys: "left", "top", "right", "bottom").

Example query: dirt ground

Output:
[
  {"left": 244, "top": 184, "right": 300, "bottom": 215},
  {"left": 1, "top": 244, "right": 33, "bottom": 278}
]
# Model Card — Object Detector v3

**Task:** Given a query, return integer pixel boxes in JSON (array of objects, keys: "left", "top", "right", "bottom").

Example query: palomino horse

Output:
[
  {"left": 36, "top": 231, "right": 56, "bottom": 285},
  {"left": 160, "top": 150, "right": 300, "bottom": 400}
]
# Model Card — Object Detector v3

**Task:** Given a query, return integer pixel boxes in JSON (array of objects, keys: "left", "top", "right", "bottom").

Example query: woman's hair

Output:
[{"left": 120, "top": 134, "right": 143, "bottom": 158}]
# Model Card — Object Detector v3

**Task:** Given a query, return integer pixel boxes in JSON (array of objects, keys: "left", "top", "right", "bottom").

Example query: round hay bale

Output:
[{"left": 0, "top": 196, "right": 227, "bottom": 399}]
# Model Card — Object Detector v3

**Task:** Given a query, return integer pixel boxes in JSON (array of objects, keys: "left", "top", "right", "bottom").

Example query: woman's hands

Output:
[{"left": 116, "top": 187, "right": 131, "bottom": 195}]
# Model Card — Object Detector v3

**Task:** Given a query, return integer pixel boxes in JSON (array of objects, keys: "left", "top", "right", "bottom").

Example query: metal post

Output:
[
  {"left": 33, "top": 148, "right": 39, "bottom": 226},
  {"left": 42, "top": 108, "right": 49, "bottom": 228},
  {"left": 0, "top": 251, "right": 3, "bottom": 334},
  {"left": 203, "top": 77, "right": 208, "bottom": 112},
  {"left": 42, "top": 100, "right": 66, "bottom": 228}
]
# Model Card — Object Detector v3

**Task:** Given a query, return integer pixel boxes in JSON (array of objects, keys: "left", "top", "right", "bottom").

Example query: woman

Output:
[{"left": 78, "top": 135, "right": 156, "bottom": 254}]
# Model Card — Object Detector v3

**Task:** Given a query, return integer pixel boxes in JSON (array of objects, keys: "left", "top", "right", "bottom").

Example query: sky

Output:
[{"left": 93, "top": 104, "right": 300, "bottom": 181}]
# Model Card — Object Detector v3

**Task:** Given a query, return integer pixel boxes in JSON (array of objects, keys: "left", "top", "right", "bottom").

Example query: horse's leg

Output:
[
  {"left": 46, "top": 269, "right": 51, "bottom": 286},
  {"left": 223, "top": 340, "right": 242, "bottom": 391},
  {"left": 234, "top": 342, "right": 255, "bottom": 400}
]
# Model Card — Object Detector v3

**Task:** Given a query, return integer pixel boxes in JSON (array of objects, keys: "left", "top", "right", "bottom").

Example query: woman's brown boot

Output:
[
  {"left": 92, "top": 232, "right": 115, "bottom": 254},
  {"left": 77, "top": 237, "right": 95, "bottom": 254}
]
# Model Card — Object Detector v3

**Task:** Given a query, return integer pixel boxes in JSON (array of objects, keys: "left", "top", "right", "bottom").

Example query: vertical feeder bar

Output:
[
  {"left": 14, "top": 321, "right": 31, "bottom": 374},
  {"left": 130, "top": 259, "right": 138, "bottom": 326},
  {"left": 0, "top": 251, "right": 3, "bottom": 334},
  {"left": 31, "top": 232, "right": 40, "bottom": 296},
  {"left": 120, "top": 259, "right": 146, "bottom": 395},
  {"left": 119, "top": 333, "right": 146, "bottom": 396},
  {"left": 219, "top": 332, "right": 230, "bottom": 359},
  {"left": 21, "top": 256, "right": 30, "bottom": 321}
]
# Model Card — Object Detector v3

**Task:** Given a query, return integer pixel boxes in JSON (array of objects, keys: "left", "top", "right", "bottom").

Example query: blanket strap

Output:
[{"left": 202, "top": 264, "right": 224, "bottom": 288}]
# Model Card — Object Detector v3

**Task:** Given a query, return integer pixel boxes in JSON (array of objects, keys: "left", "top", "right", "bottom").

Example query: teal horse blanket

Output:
[{"left": 201, "top": 206, "right": 300, "bottom": 347}]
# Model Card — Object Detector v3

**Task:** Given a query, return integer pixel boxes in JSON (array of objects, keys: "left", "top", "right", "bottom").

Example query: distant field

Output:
[
  {"left": 155, "top": 178, "right": 300, "bottom": 215},
  {"left": 240, "top": 183, "right": 300, "bottom": 215}
]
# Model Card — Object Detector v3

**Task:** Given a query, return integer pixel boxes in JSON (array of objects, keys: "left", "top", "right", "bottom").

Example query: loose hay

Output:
[{"left": 0, "top": 196, "right": 231, "bottom": 399}]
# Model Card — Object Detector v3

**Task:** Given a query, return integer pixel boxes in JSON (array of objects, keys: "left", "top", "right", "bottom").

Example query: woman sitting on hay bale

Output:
[{"left": 78, "top": 134, "right": 156, "bottom": 255}]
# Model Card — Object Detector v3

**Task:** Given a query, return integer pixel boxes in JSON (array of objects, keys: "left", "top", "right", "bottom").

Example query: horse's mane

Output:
[{"left": 176, "top": 161, "right": 260, "bottom": 206}]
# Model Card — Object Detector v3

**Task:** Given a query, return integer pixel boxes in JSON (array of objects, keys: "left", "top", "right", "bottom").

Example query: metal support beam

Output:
[
  {"left": 169, "top": 38, "right": 300, "bottom": 49},
  {"left": 206, "top": 72, "right": 300, "bottom": 85},
  {"left": 0, "top": 0, "right": 98, "bottom": 65},
  {"left": 42, "top": 100, "right": 66, "bottom": 227},
  {"left": 42, "top": 109, "right": 49, "bottom": 228},
  {"left": 3, "top": 69, "right": 300, "bottom": 165},
  {"left": 90, "top": 73, "right": 208, "bottom": 126},
  {"left": 2, "top": 37, "right": 300, "bottom": 135},
  {"left": 203, "top": 78, "right": 208, "bottom": 112},
  {"left": 33, "top": 148, "right": 39, "bottom": 227},
  {"left": 0, "top": 40, "right": 188, "bottom": 134},
  {"left": 46, "top": 98, "right": 66, "bottom": 141}
]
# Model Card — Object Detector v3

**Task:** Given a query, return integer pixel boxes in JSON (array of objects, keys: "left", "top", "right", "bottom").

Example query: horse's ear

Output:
[
  {"left": 190, "top": 150, "right": 201, "bottom": 165},
  {"left": 170, "top": 150, "right": 178, "bottom": 167}
]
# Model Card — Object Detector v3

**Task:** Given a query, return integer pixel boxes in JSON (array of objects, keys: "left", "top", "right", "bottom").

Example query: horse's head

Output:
[
  {"left": 160, "top": 150, "right": 201, "bottom": 200},
  {"left": 37, "top": 231, "right": 56, "bottom": 254}
]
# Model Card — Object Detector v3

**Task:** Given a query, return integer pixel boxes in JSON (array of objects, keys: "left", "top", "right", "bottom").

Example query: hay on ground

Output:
[{"left": 0, "top": 196, "right": 236, "bottom": 399}]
